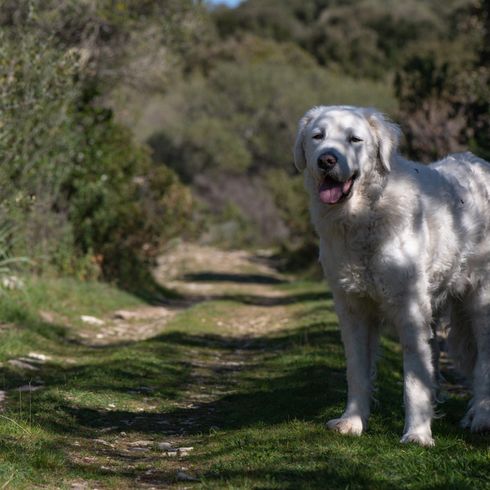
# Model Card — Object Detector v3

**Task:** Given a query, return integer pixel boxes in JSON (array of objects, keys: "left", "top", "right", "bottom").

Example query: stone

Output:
[
  {"left": 128, "top": 440, "right": 153, "bottom": 447},
  {"left": 80, "top": 315, "right": 105, "bottom": 326},
  {"left": 8, "top": 359, "right": 38, "bottom": 371},
  {"left": 28, "top": 352, "right": 52, "bottom": 362},
  {"left": 176, "top": 471, "right": 199, "bottom": 482}
]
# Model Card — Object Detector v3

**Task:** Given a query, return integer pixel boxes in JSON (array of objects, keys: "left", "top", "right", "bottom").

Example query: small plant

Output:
[{"left": 0, "top": 224, "right": 30, "bottom": 292}]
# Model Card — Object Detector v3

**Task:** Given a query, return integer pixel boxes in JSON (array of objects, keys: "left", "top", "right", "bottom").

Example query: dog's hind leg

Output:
[
  {"left": 447, "top": 296, "right": 477, "bottom": 428},
  {"left": 465, "top": 285, "right": 490, "bottom": 432},
  {"left": 430, "top": 321, "right": 443, "bottom": 402},
  {"left": 429, "top": 306, "right": 450, "bottom": 403}
]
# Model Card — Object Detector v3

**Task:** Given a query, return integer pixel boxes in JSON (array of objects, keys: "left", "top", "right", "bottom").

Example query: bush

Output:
[
  {"left": 0, "top": 28, "right": 82, "bottom": 272},
  {"left": 266, "top": 169, "right": 320, "bottom": 273},
  {"left": 213, "top": 0, "right": 469, "bottom": 80},
  {"left": 393, "top": 0, "right": 490, "bottom": 161},
  {"left": 395, "top": 57, "right": 489, "bottom": 161},
  {"left": 0, "top": 23, "right": 191, "bottom": 282},
  {"left": 65, "top": 103, "right": 192, "bottom": 280}
]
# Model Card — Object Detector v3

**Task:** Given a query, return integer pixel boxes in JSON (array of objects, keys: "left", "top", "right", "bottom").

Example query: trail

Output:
[
  {"left": 77, "top": 244, "right": 291, "bottom": 345},
  {"left": 67, "top": 244, "right": 296, "bottom": 489}
]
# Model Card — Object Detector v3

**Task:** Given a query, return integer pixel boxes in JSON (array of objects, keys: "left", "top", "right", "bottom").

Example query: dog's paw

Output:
[
  {"left": 470, "top": 406, "right": 490, "bottom": 433},
  {"left": 470, "top": 416, "right": 490, "bottom": 433},
  {"left": 400, "top": 431, "right": 435, "bottom": 447},
  {"left": 326, "top": 416, "right": 364, "bottom": 436},
  {"left": 460, "top": 408, "right": 474, "bottom": 429},
  {"left": 461, "top": 401, "right": 490, "bottom": 432}
]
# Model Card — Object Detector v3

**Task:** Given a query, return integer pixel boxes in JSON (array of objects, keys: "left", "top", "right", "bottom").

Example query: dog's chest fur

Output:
[
  {"left": 315, "top": 197, "right": 472, "bottom": 303},
  {"left": 318, "top": 216, "right": 388, "bottom": 297}
]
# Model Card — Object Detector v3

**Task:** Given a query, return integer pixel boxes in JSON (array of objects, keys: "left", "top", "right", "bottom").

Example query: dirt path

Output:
[
  {"left": 66, "top": 244, "right": 296, "bottom": 488},
  {"left": 76, "top": 243, "right": 291, "bottom": 346},
  {"left": 57, "top": 243, "right": 472, "bottom": 489}
]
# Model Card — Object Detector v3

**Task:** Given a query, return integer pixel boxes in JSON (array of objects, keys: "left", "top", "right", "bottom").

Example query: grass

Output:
[{"left": 0, "top": 264, "right": 488, "bottom": 489}]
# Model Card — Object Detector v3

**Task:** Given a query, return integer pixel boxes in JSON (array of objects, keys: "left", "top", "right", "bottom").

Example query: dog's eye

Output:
[
  {"left": 349, "top": 135, "right": 363, "bottom": 143},
  {"left": 312, "top": 133, "right": 323, "bottom": 140}
]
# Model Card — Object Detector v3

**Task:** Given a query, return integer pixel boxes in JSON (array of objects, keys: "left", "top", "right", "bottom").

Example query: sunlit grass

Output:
[{"left": 0, "top": 274, "right": 487, "bottom": 488}]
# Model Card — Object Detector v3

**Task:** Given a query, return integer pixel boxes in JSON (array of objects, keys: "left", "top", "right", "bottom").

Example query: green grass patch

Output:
[{"left": 0, "top": 274, "right": 487, "bottom": 488}]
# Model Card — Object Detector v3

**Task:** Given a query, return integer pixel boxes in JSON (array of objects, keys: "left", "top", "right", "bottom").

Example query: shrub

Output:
[
  {"left": 393, "top": 0, "right": 490, "bottom": 161},
  {"left": 212, "top": 0, "right": 468, "bottom": 80},
  {"left": 0, "top": 28, "right": 82, "bottom": 272},
  {"left": 65, "top": 103, "right": 192, "bottom": 280},
  {"left": 0, "top": 23, "right": 191, "bottom": 282},
  {"left": 395, "top": 58, "right": 490, "bottom": 162}
]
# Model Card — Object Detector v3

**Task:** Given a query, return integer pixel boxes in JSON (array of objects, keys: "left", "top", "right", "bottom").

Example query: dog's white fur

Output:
[{"left": 294, "top": 105, "right": 490, "bottom": 446}]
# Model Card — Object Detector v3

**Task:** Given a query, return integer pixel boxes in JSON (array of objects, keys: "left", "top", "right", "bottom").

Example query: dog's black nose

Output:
[{"left": 317, "top": 152, "right": 337, "bottom": 170}]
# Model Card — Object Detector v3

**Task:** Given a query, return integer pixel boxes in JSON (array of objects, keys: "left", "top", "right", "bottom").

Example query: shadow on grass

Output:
[
  {"left": 1, "top": 308, "right": 488, "bottom": 488},
  {"left": 3, "top": 321, "right": 481, "bottom": 442},
  {"left": 182, "top": 271, "right": 287, "bottom": 285},
  {"left": 14, "top": 324, "right": 344, "bottom": 433},
  {"left": 164, "top": 290, "right": 334, "bottom": 309},
  {"left": 118, "top": 273, "right": 183, "bottom": 305},
  {"left": 120, "top": 249, "right": 291, "bottom": 305},
  {"left": 220, "top": 290, "right": 334, "bottom": 307}
]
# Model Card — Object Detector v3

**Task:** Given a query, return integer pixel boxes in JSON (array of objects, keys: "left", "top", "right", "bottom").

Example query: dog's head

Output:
[{"left": 294, "top": 106, "right": 400, "bottom": 206}]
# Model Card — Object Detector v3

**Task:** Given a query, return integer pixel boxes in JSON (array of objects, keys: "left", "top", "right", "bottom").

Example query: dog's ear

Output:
[
  {"left": 293, "top": 115, "right": 309, "bottom": 172},
  {"left": 367, "top": 110, "right": 400, "bottom": 173},
  {"left": 294, "top": 108, "right": 320, "bottom": 172}
]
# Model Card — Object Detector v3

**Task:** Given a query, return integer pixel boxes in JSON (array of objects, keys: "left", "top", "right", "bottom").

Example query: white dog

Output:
[{"left": 294, "top": 105, "right": 490, "bottom": 446}]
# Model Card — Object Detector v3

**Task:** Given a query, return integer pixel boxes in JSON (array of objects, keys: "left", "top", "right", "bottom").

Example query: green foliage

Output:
[
  {"left": 65, "top": 103, "right": 192, "bottom": 280},
  {"left": 200, "top": 202, "right": 258, "bottom": 249},
  {"left": 213, "top": 0, "right": 305, "bottom": 42},
  {"left": 266, "top": 170, "right": 321, "bottom": 273},
  {"left": 0, "top": 225, "right": 30, "bottom": 291},
  {"left": 150, "top": 34, "right": 397, "bottom": 180},
  {"left": 213, "top": 0, "right": 472, "bottom": 79},
  {"left": 0, "top": 27, "right": 84, "bottom": 274},
  {"left": 2, "top": 0, "right": 488, "bottom": 277},
  {"left": 0, "top": 16, "right": 192, "bottom": 282},
  {"left": 395, "top": 0, "right": 490, "bottom": 161},
  {"left": 266, "top": 170, "right": 310, "bottom": 243},
  {"left": 147, "top": 37, "right": 396, "bottom": 246},
  {"left": 0, "top": 29, "right": 79, "bottom": 204}
]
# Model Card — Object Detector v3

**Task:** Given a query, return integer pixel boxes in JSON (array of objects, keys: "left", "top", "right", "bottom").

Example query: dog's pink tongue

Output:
[{"left": 319, "top": 178, "right": 349, "bottom": 204}]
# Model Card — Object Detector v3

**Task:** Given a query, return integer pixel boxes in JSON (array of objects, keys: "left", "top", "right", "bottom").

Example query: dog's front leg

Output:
[
  {"left": 327, "top": 292, "right": 378, "bottom": 436},
  {"left": 396, "top": 303, "right": 435, "bottom": 447}
]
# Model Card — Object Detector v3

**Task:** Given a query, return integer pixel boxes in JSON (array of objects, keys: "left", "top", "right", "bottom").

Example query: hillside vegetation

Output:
[{"left": 1, "top": 0, "right": 488, "bottom": 272}]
